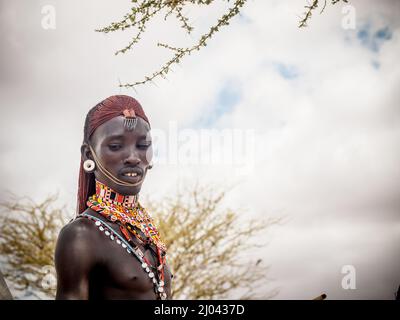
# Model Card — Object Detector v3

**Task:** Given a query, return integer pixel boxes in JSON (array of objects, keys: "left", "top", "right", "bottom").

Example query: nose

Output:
[{"left": 123, "top": 147, "right": 141, "bottom": 166}]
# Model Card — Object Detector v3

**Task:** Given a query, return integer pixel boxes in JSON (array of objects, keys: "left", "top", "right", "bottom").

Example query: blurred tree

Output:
[
  {"left": 0, "top": 185, "right": 279, "bottom": 299},
  {"left": 96, "top": 0, "right": 349, "bottom": 88},
  {"left": 0, "top": 194, "right": 66, "bottom": 299},
  {"left": 148, "top": 184, "right": 281, "bottom": 299},
  {"left": 0, "top": 268, "right": 12, "bottom": 299}
]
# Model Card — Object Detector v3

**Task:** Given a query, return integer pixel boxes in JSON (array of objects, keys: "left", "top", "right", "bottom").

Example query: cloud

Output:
[
  {"left": 0, "top": 0, "right": 399, "bottom": 299},
  {"left": 273, "top": 63, "right": 299, "bottom": 80},
  {"left": 357, "top": 23, "right": 393, "bottom": 52},
  {"left": 193, "top": 80, "right": 242, "bottom": 127}
]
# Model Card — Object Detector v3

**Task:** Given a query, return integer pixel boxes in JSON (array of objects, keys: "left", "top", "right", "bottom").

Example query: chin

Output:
[{"left": 116, "top": 183, "right": 143, "bottom": 196}]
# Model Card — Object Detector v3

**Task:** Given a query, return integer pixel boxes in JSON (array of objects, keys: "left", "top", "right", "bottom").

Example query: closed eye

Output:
[
  {"left": 137, "top": 142, "right": 151, "bottom": 150},
  {"left": 108, "top": 144, "right": 122, "bottom": 151}
]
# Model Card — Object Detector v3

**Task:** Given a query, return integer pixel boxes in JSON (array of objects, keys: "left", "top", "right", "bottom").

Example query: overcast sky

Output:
[{"left": 0, "top": 0, "right": 399, "bottom": 299}]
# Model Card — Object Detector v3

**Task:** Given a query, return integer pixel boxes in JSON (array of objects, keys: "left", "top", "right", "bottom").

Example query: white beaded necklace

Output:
[{"left": 79, "top": 212, "right": 167, "bottom": 300}]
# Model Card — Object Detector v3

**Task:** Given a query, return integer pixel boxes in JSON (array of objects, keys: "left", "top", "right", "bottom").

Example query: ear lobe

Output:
[{"left": 81, "top": 143, "right": 93, "bottom": 161}]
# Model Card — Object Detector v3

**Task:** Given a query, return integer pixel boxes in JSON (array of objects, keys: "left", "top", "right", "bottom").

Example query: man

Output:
[{"left": 55, "top": 95, "right": 172, "bottom": 300}]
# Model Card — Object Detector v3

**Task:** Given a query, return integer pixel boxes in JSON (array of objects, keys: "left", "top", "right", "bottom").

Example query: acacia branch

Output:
[
  {"left": 96, "top": 0, "right": 247, "bottom": 88},
  {"left": 96, "top": 0, "right": 350, "bottom": 88},
  {"left": 299, "top": 0, "right": 349, "bottom": 28}
]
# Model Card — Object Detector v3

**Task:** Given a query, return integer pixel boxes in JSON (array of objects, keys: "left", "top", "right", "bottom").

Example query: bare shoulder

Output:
[
  {"left": 57, "top": 216, "right": 99, "bottom": 245},
  {"left": 55, "top": 216, "right": 101, "bottom": 264},
  {"left": 55, "top": 216, "right": 101, "bottom": 299}
]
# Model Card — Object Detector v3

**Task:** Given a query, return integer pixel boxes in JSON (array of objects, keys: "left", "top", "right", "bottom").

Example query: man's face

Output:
[{"left": 89, "top": 116, "right": 153, "bottom": 195}]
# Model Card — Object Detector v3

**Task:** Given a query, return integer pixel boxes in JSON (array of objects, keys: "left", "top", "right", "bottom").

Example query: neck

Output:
[{"left": 94, "top": 179, "right": 139, "bottom": 208}]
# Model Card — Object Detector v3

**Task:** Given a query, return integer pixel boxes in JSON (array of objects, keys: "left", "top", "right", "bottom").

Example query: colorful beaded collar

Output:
[
  {"left": 82, "top": 180, "right": 168, "bottom": 299},
  {"left": 95, "top": 179, "right": 138, "bottom": 208},
  {"left": 86, "top": 180, "right": 167, "bottom": 252}
]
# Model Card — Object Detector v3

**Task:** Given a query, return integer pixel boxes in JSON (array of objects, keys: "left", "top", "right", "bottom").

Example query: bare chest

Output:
[{"left": 82, "top": 214, "right": 172, "bottom": 299}]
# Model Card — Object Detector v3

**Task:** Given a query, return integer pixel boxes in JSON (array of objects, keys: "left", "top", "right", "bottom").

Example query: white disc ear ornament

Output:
[{"left": 83, "top": 159, "right": 96, "bottom": 172}]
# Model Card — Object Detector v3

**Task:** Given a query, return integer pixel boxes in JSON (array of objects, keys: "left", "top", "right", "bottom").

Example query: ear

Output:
[{"left": 81, "top": 142, "right": 93, "bottom": 161}]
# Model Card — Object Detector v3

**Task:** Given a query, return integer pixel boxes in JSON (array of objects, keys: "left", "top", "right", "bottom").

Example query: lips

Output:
[
  {"left": 122, "top": 172, "right": 138, "bottom": 177},
  {"left": 119, "top": 167, "right": 143, "bottom": 182}
]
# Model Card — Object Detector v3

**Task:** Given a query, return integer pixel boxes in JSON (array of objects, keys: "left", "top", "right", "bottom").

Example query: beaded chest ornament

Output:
[{"left": 82, "top": 180, "right": 168, "bottom": 299}]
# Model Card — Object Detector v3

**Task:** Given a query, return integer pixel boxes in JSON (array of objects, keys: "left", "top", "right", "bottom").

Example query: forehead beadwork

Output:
[{"left": 123, "top": 108, "right": 137, "bottom": 131}]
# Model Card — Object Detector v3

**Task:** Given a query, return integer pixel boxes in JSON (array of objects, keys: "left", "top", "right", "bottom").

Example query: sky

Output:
[{"left": 0, "top": 0, "right": 399, "bottom": 299}]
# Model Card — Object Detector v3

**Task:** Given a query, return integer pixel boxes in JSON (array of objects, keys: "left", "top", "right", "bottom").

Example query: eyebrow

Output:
[
  {"left": 137, "top": 134, "right": 151, "bottom": 140},
  {"left": 105, "top": 134, "right": 151, "bottom": 141},
  {"left": 105, "top": 135, "right": 125, "bottom": 141}
]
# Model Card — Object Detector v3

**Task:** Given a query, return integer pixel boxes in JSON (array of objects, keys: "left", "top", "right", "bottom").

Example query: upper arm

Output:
[{"left": 54, "top": 219, "right": 98, "bottom": 300}]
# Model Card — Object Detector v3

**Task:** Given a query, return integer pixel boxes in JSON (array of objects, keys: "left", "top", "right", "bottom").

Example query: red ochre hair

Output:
[{"left": 76, "top": 95, "right": 150, "bottom": 215}]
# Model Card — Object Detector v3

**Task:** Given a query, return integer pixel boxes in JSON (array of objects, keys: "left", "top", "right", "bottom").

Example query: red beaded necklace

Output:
[{"left": 86, "top": 180, "right": 167, "bottom": 295}]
